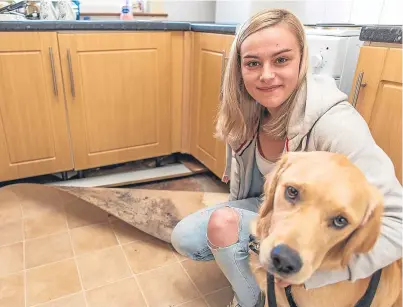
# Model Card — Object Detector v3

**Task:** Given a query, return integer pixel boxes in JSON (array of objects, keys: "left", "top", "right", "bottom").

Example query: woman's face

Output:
[{"left": 240, "top": 23, "right": 301, "bottom": 114}]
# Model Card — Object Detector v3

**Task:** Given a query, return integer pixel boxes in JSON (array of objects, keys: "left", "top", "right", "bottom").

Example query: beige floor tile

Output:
[
  {"left": 0, "top": 243, "right": 23, "bottom": 277},
  {"left": 204, "top": 287, "right": 233, "bottom": 307},
  {"left": 173, "top": 249, "right": 188, "bottom": 262},
  {"left": 137, "top": 262, "right": 199, "bottom": 307},
  {"left": 65, "top": 201, "right": 109, "bottom": 229},
  {"left": 85, "top": 277, "right": 146, "bottom": 307},
  {"left": 178, "top": 298, "right": 208, "bottom": 307},
  {"left": 122, "top": 237, "right": 177, "bottom": 273},
  {"left": 181, "top": 259, "right": 230, "bottom": 295},
  {"left": 26, "top": 259, "right": 81, "bottom": 306},
  {"left": 76, "top": 246, "right": 131, "bottom": 290},
  {"left": 21, "top": 202, "right": 65, "bottom": 220},
  {"left": 0, "top": 189, "right": 21, "bottom": 224},
  {"left": 0, "top": 220, "right": 23, "bottom": 247},
  {"left": 111, "top": 219, "right": 154, "bottom": 244},
  {"left": 70, "top": 223, "right": 118, "bottom": 255},
  {"left": 25, "top": 232, "right": 73, "bottom": 269},
  {"left": 34, "top": 292, "right": 86, "bottom": 307},
  {"left": 18, "top": 186, "right": 65, "bottom": 219},
  {"left": 24, "top": 211, "right": 67, "bottom": 240},
  {"left": 0, "top": 272, "right": 24, "bottom": 307}
]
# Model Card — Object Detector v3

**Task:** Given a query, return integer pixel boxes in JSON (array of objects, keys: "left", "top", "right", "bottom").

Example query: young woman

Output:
[{"left": 171, "top": 8, "right": 402, "bottom": 307}]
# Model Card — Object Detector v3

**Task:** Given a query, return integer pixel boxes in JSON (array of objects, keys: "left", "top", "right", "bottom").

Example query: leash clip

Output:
[{"left": 249, "top": 234, "right": 260, "bottom": 255}]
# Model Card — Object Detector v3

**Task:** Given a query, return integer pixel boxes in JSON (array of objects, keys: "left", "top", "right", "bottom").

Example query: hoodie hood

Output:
[{"left": 287, "top": 74, "right": 349, "bottom": 151}]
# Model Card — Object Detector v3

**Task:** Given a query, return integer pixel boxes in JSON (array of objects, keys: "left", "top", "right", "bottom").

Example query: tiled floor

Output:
[{"left": 0, "top": 184, "right": 233, "bottom": 307}]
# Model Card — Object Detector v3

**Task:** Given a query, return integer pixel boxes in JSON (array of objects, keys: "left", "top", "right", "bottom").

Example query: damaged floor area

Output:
[{"left": 0, "top": 173, "right": 233, "bottom": 307}]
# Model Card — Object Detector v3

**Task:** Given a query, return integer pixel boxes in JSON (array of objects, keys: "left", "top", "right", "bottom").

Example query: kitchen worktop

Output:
[
  {"left": 0, "top": 20, "right": 238, "bottom": 34},
  {"left": 359, "top": 25, "right": 402, "bottom": 43},
  {"left": 0, "top": 20, "right": 401, "bottom": 43}
]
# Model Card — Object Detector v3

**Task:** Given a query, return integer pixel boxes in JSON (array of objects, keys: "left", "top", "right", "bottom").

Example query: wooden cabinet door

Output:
[
  {"left": 368, "top": 48, "right": 402, "bottom": 183},
  {"left": 349, "top": 46, "right": 388, "bottom": 123},
  {"left": 351, "top": 46, "right": 402, "bottom": 183},
  {"left": 58, "top": 32, "right": 172, "bottom": 170},
  {"left": 190, "top": 32, "right": 234, "bottom": 178},
  {"left": 0, "top": 32, "right": 73, "bottom": 181}
]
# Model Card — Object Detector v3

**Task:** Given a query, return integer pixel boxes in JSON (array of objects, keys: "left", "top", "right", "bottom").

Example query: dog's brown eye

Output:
[
  {"left": 332, "top": 216, "right": 349, "bottom": 229},
  {"left": 285, "top": 186, "right": 299, "bottom": 202}
]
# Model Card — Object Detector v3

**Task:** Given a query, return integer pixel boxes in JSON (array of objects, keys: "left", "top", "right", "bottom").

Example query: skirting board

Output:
[{"left": 48, "top": 163, "right": 204, "bottom": 188}]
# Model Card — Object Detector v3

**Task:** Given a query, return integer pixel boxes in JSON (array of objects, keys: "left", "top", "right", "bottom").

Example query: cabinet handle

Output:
[
  {"left": 351, "top": 71, "right": 366, "bottom": 108},
  {"left": 67, "top": 49, "right": 76, "bottom": 98},
  {"left": 48, "top": 47, "right": 58, "bottom": 96}
]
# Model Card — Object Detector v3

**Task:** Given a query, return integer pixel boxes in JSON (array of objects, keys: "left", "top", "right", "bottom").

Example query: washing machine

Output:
[{"left": 304, "top": 26, "right": 363, "bottom": 97}]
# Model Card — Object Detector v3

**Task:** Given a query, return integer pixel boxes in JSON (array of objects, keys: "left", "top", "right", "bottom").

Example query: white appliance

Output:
[{"left": 304, "top": 27, "right": 363, "bottom": 97}]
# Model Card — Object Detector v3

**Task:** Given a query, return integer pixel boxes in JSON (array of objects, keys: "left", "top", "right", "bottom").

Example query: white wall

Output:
[
  {"left": 149, "top": 0, "right": 216, "bottom": 22},
  {"left": 216, "top": 0, "right": 403, "bottom": 25},
  {"left": 79, "top": 0, "right": 120, "bottom": 14},
  {"left": 80, "top": 0, "right": 216, "bottom": 22},
  {"left": 215, "top": 0, "right": 251, "bottom": 24},
  {"left": 248, "top": 0, "right": 326, "bottom": 25}
]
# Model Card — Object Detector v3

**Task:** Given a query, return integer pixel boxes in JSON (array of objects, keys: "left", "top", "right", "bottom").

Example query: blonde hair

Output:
[{"left": 215, "top": 8, "right": 308, "bottom": 147}]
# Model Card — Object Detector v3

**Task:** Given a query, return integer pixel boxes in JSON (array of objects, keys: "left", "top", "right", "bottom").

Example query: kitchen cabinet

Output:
[
  {"left": 0, "top": 32, "right": 73, "bottom": 181},
  {"left": 0, "top": 30, "right": 238, "bottom": 183},
  {"left": 350, "top": 45, "right": 402, "bottom": 183},
  {"left": 58, "top": 32, "right": 172, "bottom": 170},
  {"left": 190, "top": 32, "right": 234, "bottom": 178}
]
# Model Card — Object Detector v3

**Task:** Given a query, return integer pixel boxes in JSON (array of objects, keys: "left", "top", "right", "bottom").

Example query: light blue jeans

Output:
[{"left": 171, "top": 198, "right": 264, "bottom": 307}]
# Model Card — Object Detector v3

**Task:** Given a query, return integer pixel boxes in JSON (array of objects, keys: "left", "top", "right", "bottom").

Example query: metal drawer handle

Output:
[
  {"left": 67, "top": 49, "right": 76, "bottom": 98},
  {"left": 351, "top": 71, "right": 366, "bottom": 108},
  {"left": 49, "top": 47, "right": 58, "bottom": 96}
]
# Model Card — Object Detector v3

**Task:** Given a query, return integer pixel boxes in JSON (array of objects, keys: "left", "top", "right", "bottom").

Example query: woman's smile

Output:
[{"left": 256, "top": 85, "right": 283, "bottom": 92}]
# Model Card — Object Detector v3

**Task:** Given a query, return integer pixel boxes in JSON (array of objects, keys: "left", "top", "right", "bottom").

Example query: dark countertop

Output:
[
  {"left": 190, "top": 23, "right": 237, "bottom": 35},
  {"left": 0, "top": 20, "right": 238, "bottom": 34},
  {"left": 359, "top": 25, "right": 402, "bottom": 43},
  {"left": 1, "top": 20, "right": 401, "bottom": 43}
]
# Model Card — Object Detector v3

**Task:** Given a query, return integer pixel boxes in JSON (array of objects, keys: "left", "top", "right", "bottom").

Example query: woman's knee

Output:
[
  {"left": 207, "top": 207, "right": 240, "bottom": 247},
  {"left": 171, "top": 219, "right": 210, "bottom": 260}
]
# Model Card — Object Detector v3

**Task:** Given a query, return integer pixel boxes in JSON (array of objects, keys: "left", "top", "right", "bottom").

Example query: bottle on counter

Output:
[
  {"left": 120, "top": 0, "right": 133, "bottom": 20},
  {"left": 71, "top": 0, "right": 80, "bottom": 20}
]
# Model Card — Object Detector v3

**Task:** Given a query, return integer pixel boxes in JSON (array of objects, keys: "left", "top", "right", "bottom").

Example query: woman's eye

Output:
[
  {"left": 332, "top": 216, "right": 349, "bottom": 229},
  {"left": 246, "top": 61, "right": 260, "bottom": 67},
  {"left": 275, "top": 57, "right": 288, "bottom": 64},
  {"left": 285, "top": 186, "right": 299, "bottom": 203}
]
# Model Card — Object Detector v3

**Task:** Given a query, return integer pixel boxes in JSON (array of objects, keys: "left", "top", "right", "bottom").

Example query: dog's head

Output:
[{"left": 251, "top": 151, "right": 383, "bottom": 285}]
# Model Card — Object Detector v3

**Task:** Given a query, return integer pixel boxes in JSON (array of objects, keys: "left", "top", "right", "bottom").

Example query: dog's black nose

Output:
[{"left": 271, "top": 244, "right": 302, "bottom": 275}]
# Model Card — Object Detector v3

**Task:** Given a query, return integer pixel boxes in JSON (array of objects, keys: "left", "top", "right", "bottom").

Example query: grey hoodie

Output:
[{"left": 223, "top": 74, "right": 402, "bottom": 289}]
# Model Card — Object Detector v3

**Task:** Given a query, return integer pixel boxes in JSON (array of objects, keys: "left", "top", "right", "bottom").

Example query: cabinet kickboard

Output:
[{"left": 47, "top": 163, "right": 202, "bottom": 188}]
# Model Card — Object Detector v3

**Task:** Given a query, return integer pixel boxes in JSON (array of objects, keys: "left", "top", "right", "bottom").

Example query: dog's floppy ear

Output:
[
  {"left": 259, "top": 153, "right": 290, "bottom": 218},
  {"left": 253, "top": 153, "right": 290, "bottom": 238},
  {"left": 341, "top": 185, "right": 384, "bottom": 266}
]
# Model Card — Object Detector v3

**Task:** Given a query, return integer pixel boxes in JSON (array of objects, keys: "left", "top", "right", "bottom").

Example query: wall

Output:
[
  {"left": 148, "top": 0, "right": 216, "bottom": 22},
  {"left": 78, "top": 0, "right": 403, "bottom": 24},
  {"left": 214, "top": 0, "right": 251, "bottom": 24},
  {"left": 216, "top": 0, "right": 403, "bottom": 25},
  {"left": 80, "top": 0, "right": 216, "bottom": 22}
]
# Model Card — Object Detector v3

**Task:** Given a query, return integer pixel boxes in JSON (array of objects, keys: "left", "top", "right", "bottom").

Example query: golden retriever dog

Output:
[{"left": 249, "top": 151, "right": 402, "bottom": 307}]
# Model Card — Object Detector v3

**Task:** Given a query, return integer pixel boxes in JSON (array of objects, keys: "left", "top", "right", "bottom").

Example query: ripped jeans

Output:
[{"left": 171, "top": 198, "right": 264, "bottom": 307}]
